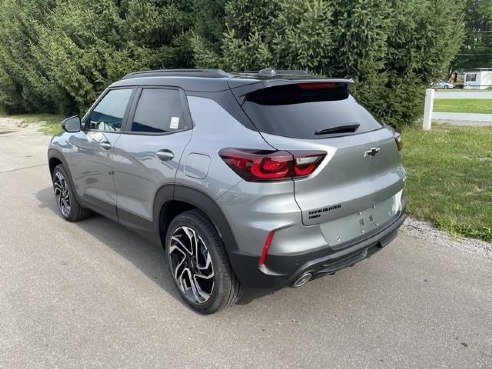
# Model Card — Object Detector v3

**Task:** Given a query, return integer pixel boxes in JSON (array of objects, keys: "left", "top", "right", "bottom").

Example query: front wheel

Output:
[
  {"left": 52, "top": 164, "right": 91, "bottom": 221},
  {"left": 165, "top": 210, "right": 242, "bottom": 314}
]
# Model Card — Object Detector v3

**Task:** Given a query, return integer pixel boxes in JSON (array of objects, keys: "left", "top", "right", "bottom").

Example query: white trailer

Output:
[{"left": 464, "top": 68, "right": 492, "bottom": 90}]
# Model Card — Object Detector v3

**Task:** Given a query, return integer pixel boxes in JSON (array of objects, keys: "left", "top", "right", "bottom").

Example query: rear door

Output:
[
  {"left": 112, "top": 87, "right": 192, "bottom": 222},
  {"left": 240, "top": 83, "right": 406, "bottom": 240}
]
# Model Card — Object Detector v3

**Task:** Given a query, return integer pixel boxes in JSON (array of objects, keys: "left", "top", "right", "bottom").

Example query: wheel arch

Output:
[
  {"left": 48, "top": 149, "right": 68, "bottom": 171},
  {"left": 48, "top": 157, "right": 62, "bottom": 176},
  {"left": 47, "top": 149, "right": 77, "bottom": 190},
  {"left": 154, "top": 185, "right": 240, "bottom": 255},
  {"left": 48, "top": 149, "right": 66, "bottom": 174}
]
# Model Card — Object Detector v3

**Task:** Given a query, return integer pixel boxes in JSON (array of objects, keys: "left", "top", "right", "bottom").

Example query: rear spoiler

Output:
[{"left": 228, "top": 78, "right": 355, "bottom": 103}]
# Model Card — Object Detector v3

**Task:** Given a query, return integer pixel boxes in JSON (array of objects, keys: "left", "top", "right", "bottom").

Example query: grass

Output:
[
  {"left": 402, "top": 124, "right": 492, "bottom": 242},
  {"left": 5, "top": 113, "right": 64, "bottom": 135},
  {"left": 433, "top": 99, "right": 492, "bottom": 114}
]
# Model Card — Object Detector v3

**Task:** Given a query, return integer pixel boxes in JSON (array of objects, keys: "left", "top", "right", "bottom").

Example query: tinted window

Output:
[
  {"left": 131, "top": 89, "right": 185, "bottom": 133},
  {"left": 242, "top": 84, "right": 382, "bottom": 139},
  {"left": 89, "top": 89, "right": 133, "bottom": 131}
]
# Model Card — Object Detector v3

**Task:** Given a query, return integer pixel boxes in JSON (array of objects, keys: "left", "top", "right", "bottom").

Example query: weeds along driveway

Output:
[{"left": 1, "top": 122, "right": 491, "bottom": 369}]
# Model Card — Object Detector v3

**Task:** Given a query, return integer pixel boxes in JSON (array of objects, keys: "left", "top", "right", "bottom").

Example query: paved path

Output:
[
  {"left": 432, "top": 112, "right": 492, "bottom": 125},
  {"left": 435, "top": 91, "right": 492, "bottom": 99},
  {"left": 1, "top": 121, "right": 491, "bottom": 369}
]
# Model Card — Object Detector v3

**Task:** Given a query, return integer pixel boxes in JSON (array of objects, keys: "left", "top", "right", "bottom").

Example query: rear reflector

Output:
[
  {"left": 259, "top": 231, "right": 275, "bottom": 266},
  {"left": 219, "top": 149, "right": 326, "bottom": 181}
]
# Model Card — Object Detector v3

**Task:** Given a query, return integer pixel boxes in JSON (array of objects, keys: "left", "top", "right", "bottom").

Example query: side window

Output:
[
  {"left": 131, "top": 89, "right": 186, "bottom": 133},
  {"left": 88, "top": 89, "right": 133, "bottom": 131},
  {"left": 466, "top": 74, "right": 477, "bottom": 82}
]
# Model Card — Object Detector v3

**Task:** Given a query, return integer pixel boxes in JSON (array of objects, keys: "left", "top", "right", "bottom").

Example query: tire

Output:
[
  {"left": 165, "top": 209, "right": 242, "bottom": 314},
  {"left": 52, "top": 164, "right": 91, "bottom": 222}
]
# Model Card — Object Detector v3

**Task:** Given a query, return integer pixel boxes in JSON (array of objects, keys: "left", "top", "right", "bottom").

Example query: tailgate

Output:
[
  {"left": 237, "top": 80, "right": 406, "bottom": 231},
  {"left": 261, "top": 128, "right": 406, "bottom": 226}
]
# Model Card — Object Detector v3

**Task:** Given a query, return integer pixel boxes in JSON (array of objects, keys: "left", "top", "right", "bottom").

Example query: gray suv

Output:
[{"left": 48, "top": 69, "right": 406, "bottom": 314}]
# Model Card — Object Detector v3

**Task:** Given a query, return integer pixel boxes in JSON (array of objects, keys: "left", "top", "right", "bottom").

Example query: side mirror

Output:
[{"left": 62, "top": 115, "right": 81, "bottom": 133}]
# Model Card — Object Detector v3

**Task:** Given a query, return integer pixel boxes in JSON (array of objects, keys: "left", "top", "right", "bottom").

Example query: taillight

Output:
[
  {"left": 393, "top": 130, "right": 403, "bottom": 151},
  {"left": 219, "top": 149, "right": 326, "bottom": 181}
]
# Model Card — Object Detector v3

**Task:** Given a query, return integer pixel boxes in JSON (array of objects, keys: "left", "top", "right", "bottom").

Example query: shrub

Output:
[
  {"left": 193, "top": 0, "right": 465, "bottom": 129},
  {"left": 0, "top": 0, "right": 466, "bottom": 123}
]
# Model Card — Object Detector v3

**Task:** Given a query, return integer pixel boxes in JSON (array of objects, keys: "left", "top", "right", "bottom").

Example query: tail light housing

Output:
[
  {"left": 393, "top": 130, "right": 403, "bottom": 151},
  {"left": 219, "top": 148, "right": 326, "bottom": 181}
]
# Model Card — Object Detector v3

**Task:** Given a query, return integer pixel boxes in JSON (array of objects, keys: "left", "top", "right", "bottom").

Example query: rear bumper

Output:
[{"left": 229, "top": 212, "right": 407, "bottom": 289}]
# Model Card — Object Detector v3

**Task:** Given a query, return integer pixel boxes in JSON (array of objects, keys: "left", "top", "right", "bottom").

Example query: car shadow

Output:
[
  {"left": 36, "top": 186, "right": 274, "bottom": 308},
  {"left": 36, "top": 186, "right": 183, "bottom": 304}
]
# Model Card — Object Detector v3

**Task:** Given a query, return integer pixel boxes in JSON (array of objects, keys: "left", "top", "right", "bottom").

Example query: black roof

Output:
[
  {"left": 121, "top": 69, "right": 232, "bottom": 79},
  {"left": 121, "top": 68, "right": 312, "bottom": 80},
  {"left": 111, "top": 68, "right": 354, "bottom": 93}
]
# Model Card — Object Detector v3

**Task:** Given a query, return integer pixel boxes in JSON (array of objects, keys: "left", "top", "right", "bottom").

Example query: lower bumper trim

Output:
[{"left": 228, "top": 212, "right": 407, "bottom": 289}]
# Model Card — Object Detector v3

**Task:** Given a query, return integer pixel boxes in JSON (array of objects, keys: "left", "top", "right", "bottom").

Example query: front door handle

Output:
[
  {"left": 100, "top": 141, "right": 112, "bottom": 150},
  {"left": 156, "top": 150, "right": 174, "bottom": 161}
]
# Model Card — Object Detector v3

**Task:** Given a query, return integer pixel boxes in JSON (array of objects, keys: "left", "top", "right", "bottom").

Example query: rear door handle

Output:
[
  {"left": 100, "top": 141, "right": 112, "bottom": 150},
  {"left": 156, "top": 150, "right": 174, "bottom": 161}
]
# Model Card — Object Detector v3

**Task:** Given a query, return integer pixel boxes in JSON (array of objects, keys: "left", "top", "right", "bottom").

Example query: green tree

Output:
[
  {"left": 33, "top": 0, "right": 195, "bottom": 112},
  {"left": 455, "top": 0, "right": 492, "bottom": 69},
  {"left": 0, "top": 0, "right": 59, "bottom": 113},
  {"left": 0, "top": 0, "right": 466, "bottom": 123},
  {"left": 193, "top": 0, "right": 465, "bottom": 128},
  {"left": 193, "top": 0, "right": 226, "bottom": 52},
  {"left": 0, "top": 0, "right": 195, "bottom": 114}
]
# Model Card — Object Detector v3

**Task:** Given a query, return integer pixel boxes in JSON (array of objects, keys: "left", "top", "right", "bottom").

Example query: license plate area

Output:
[{"left": 319, "top": 194, "right": 399, "bottom": 249}]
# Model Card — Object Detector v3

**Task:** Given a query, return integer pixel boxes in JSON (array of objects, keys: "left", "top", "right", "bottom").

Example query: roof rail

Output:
[
  {"left": 236, "top": 68, "right": 313, "bottom": 79},
  {"left": 122, "top": 69, "right": 231, "bottom": 80}
]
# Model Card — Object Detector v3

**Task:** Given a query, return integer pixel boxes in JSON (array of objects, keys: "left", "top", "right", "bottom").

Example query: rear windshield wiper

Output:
[{"left": 314, "top": 124, "right": 360, "bottom": 135}]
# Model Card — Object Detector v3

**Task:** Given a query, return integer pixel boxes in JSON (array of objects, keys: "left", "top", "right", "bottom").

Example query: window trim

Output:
[
  {"left": 82, "top": 87, "right": 136, "bottom": 133},
  {"left": 121, "top": 86, "right": 193, "bottom": 136}
]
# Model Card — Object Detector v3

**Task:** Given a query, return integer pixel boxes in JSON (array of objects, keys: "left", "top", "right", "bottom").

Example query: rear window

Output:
[
  {"left": 242, "top": 84, "right": 382, "bottom": 139},
  {"left": 132, "top": 89, "right": 186, "bottom": 133}
]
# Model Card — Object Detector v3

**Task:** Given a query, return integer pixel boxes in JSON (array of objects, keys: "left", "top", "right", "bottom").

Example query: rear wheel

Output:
[
  {"left": 52, "top": 164, "right": 91, "bottom": 221},
  {"left": 165, "top": 209, "right": 242, "bottom": 314}
]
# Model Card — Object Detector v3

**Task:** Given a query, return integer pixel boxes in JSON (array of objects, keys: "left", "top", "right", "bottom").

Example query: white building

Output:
[{"left": 463, "top": 68, "right": 492, "bottom": 90}]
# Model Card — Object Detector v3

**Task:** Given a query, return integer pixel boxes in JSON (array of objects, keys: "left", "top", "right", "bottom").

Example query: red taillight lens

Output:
[
  {"left": 292, "top": 152, "right": 325, "bottom": 176},
  {"left": 294, "top": 163, "right": 317, "bottom": 176},
  {"left": 251, "top": 155, "right": 291, "bottom": 179},
  {"left": 219, "top": 149, "right": 326, "bottom": 181},
  {"left": 393, "top": 130, "right": 403, "bottom": 151}
]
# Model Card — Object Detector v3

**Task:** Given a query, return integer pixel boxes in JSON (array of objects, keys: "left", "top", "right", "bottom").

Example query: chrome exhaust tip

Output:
[{"left": 292, "top": 272, "right": 313, "bottom": 288}]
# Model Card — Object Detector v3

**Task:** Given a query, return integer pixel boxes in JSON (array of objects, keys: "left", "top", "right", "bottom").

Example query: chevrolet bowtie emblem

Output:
[{"left": 364, "top": 147, "right": 380, "bottom": 157}]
